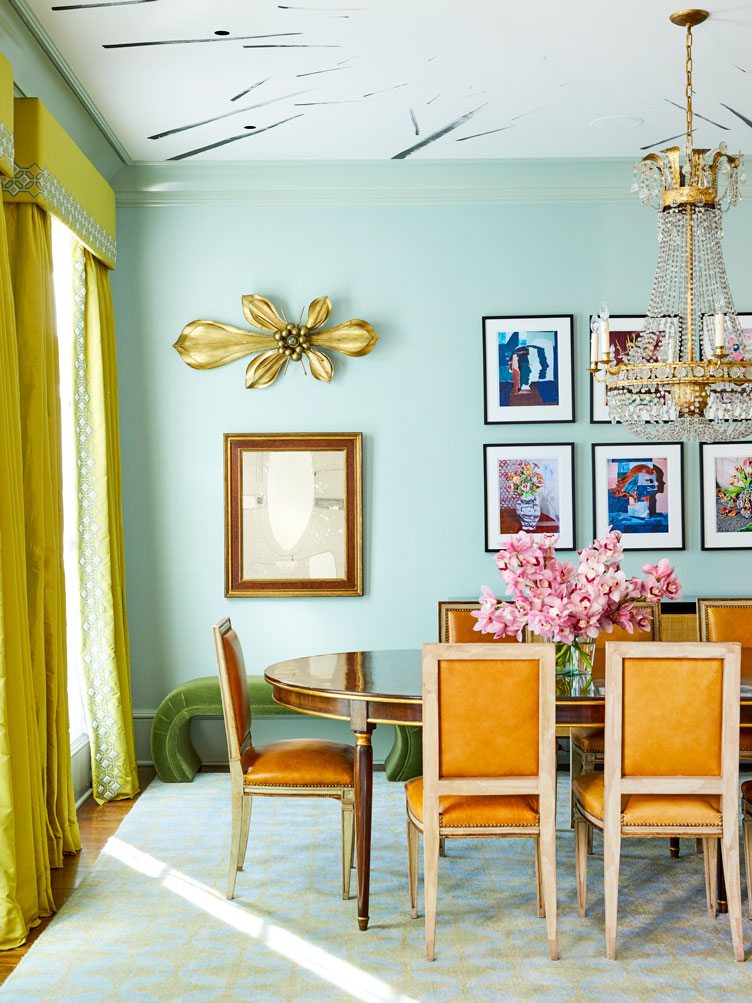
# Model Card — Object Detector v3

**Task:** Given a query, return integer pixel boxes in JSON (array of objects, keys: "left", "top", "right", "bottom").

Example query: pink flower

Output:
[{"left": 475, "top": 530, "right": 682, "bottom": 645}]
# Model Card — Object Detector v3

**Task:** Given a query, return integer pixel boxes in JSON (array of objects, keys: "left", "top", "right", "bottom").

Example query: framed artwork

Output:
[
  {"left": 482, "top": 314, "right": 574, "bottom": 424},
  {"left": 589, "top": 315, "right": 645, "bottom": 423},
  {"left": 483, "top": 443, "right": 575, "bottom": 551},
  {"left": 225, "top": 433, "right": 362, "bottom": 597},
  {"left": 700, "top": 442, "right": 752, "bottom": 550},
  {"left": 592, "top": 442, "right": 684, "bottom": 550}
]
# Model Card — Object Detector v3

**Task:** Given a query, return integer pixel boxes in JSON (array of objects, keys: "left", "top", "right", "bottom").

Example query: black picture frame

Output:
[
  {"left": 482, "top": 314, "right": 575, "bottom": 425},
  {"left": 483, "top": 442, "right": 576, "bottom": 552},
  {"left": 700, "top": 441, "right": 752, "bottom": 550},
  {"left": 591, "top": 441, "right": 685, "bottom": 551},
  {"left": 589, "top": 314, "right": 645, "bottom": 424}
]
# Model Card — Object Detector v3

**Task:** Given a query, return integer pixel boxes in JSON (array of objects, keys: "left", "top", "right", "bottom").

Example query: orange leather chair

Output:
[
  {"left": 698, "top": 598, "right": 752, "bottom": 763},
  {"left": 573, "top": 641, "right": 744, "bottom": 961},
  {"left": 438, "top": 600, "right": 531, "bottom": 644},
  {"left": 570, "top": 603, "right": 661, "bottom": 793},
  {"left": 213, "top": 618, "right": 355, "bottom": 899},
  {"left": 406, "top": 642, "right": 558, "bottom": 961}
]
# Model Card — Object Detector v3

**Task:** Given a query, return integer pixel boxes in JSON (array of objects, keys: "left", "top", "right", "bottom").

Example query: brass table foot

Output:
[{"left": 358, "top": 917, "right": 369, "bottom": 931}]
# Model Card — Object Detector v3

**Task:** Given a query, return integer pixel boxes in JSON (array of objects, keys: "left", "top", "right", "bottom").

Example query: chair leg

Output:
[
  {"left": 587, "top": 823, "right": 594, "bottom": 855},
  {"left": 424, "top": 816, "right": 440, "bottom": 961},
  {"left": 574, "top": 814, "right": 589, "bottom": 917},
  {"left": 341, "top": 789, "right": 355, "bottom": 900},
  {"left": 743, "top": 815, "right": 752, "bottom": 921},
  {"left": 407, "top": 816, "right": 419, "bottom": 919},
  {"left": 720, "top": 820, "right": 745, "bottom": 962},
  {"left": 238, "top": 794, "right": 252, "bottom": 871},
  {"left": 696, "top": 838, "right": 703, "bottom": 855},
  {"left": 534, "top": 837, "right": 545, "bottom": 918},
  {"left": 603, "top": 820, "right": 621, "bottom": 961},
  {"left": 703, "top": 837, "right": 718, "bottom": 917},
  {"left": 539, "top": 824, "right": 558, "bottom": 961},
  {"left": 439, "top": 837, "right": 446, "bottom": 858},
  {"left": 226, "top": 785, "right": 244, "bottom": 900},
  {"left": 669, "top": 837, "right": 680, "bottom": 859},
  {"left": 570, "top": 738, "right": 582, "bottom": 829}
]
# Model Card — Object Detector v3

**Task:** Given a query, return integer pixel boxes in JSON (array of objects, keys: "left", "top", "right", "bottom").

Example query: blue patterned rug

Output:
[{"left": 2, "top": 772, "right": 751, "bottom": 1001}]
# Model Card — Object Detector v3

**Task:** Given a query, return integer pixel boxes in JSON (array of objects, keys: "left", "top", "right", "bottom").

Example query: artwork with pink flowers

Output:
[
  {"left": 484, "top": 443, "right": 575, "bottom": 551},
  {"left": 701, "top": 442, "right": 752, "bottom": 549},
  {"left": 592, "top": 442, "right": 684, "bottom": 551}
]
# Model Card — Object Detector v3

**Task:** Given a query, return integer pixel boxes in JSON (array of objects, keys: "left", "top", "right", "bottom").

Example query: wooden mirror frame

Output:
[{"left": 224, "top": 432, "right": 363, "bottom": 597}]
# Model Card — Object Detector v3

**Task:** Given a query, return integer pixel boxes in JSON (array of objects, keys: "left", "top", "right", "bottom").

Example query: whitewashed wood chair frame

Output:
[
  {"left": 409, "top": 642, "right": 558, "bottom": 962},
  {"left": 573, "top": 641, "right": 744, "bottom": 962}
]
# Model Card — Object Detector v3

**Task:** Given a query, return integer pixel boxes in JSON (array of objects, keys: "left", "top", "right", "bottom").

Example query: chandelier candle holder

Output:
[{"left": 590, "top": 9, "right": 752, "bottom": 441}]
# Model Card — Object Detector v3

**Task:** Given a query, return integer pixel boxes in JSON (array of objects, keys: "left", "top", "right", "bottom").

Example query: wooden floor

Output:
[{"left": 0, "top": 766, "right": 156, "bottom": 986}]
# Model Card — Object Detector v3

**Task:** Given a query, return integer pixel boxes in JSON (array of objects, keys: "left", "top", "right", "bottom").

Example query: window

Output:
[{"left": 51, "top": 217, "right": 87, "bottom": 747}]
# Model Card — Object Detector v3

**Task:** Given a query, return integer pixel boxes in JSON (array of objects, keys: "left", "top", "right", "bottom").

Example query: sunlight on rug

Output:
[{"left": 2, "top": 772, "right": 751, "bottom": 1002}]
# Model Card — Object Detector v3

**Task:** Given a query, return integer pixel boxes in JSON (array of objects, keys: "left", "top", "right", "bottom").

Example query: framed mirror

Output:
[{"left": 225, "top": 433, "right": 363, "bottom": 597}]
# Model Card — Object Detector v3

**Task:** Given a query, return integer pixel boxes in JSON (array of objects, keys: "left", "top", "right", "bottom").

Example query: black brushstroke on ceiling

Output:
[
  {"left": 639, "top": 132, "right": 685, "bottom": 150},
  {"left": 426, "top": 94, "right": 440, "bottom": 105},
  {"left": 278, "top": 4, "right": 366, "bottom": 9},
  {"left": 410, "top": 107, "right": 419, "bottom": 135},
  {"left": 149, "top": 92, "right": 307, "bottom": 139},
  {"left": 294, "top": 99, "right": 360, "bottom": 105},
  {"left": 456, "top": 125, "right": 514, "bottom": 143},
  {"left": 242, "top": 43, "right": 339, "bottom": 49},
  {"left": 230, "top": 80, "right": 268, "bottom": 102},
  {"left": 169, "top": 114, "right": 303, "bottom": 161},
  {"left": 53, "top": 0, "right": 156, "bottom": 8},
  {"left": 104, "top": 33, "right": 303, "bottom": 48},
  {"left": 392, "top": 104, "right": 487, "bottom": 159},
  {"left": 363, "top": 82, "right": 407, "bottom": 98},
  {"left": 720, "top": 103, "right": 752, "bottom": 129},
  {"left": 665, "top": 99, "right": 729, "bottom": 131},
  {"left": 297, "top": 65, "right": 348, "bottom": 77},
  {"left": 733, "top": 64, "right": 747, "bottom": 74}
]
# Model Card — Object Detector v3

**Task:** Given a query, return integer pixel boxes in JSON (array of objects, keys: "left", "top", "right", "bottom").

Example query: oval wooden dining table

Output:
[
  {"left": 266, "top": 647, "right": 752, "bottom": 930},
  {"left": 265, "top": 647, "right": 611, "bottom": 931}
]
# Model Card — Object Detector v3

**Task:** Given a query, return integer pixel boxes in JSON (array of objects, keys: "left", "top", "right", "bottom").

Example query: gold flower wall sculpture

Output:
[{"left": 173, "top": 294, "right": 378, "bottom": 389}]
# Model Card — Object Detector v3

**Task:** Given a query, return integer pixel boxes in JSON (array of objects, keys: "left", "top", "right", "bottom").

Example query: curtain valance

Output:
[
  {"left": 2, "top": 98, "right": 115, "bottom": 268},
  {"left": 0, "top": 53, "right": 12, "bottom": 179}
]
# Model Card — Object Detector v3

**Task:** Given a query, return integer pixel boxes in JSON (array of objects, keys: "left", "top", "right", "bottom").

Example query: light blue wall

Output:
[{"left": 112, "top": 169, "right": 752, "bottom": 758}]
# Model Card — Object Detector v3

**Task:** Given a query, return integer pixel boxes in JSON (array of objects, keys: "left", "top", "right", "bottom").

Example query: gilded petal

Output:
[
  {"left": 245, "top": 349, "right": 287, "bottom": 389},
  {"left": 305, "top": 348, "right": 334, "bottom": 382},
  {"left": 173, "top": 321, "right": 276, "bottom": 369},
  {"left": 310, "top": 319, "right": 378, "bottom": 357},
  {"left": 242, "top": 294, "right": 287, "bottom": 332},
  {"left": 305, "top": 296, "right": 332, "bottom": 331}
]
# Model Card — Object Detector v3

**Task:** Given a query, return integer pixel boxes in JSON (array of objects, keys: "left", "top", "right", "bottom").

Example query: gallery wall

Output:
[{"left": 112, "top": 165, "right": 752, "bottom": 761}]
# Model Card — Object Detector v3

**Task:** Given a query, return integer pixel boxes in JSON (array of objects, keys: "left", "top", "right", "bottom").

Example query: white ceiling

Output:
[{"left": 20, "top": 0, "right": 752, "bottom": 162}]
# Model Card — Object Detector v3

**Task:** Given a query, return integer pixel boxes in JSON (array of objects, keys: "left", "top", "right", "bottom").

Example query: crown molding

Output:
[
  {"left": 114, "top": 158, "right": 640, "bottom": 208},
  {"left": 6, "top": 0, "right": 131, "bottom": 166}
]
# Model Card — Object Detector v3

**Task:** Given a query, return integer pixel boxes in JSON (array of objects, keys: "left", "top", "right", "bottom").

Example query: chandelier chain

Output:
[{"left": 685, "top": 25, "right": 694, "bottom": 181}]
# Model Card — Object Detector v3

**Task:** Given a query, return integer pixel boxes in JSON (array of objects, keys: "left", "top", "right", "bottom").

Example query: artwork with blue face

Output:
[
  {"left": 607, "top": 457, "right": 669, "bottom": 534},
  {"left": 497, "top": 330, "right": 559, "bottom": 409}
]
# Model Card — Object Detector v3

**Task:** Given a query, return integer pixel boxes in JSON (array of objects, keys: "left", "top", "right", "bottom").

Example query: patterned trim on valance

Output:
[
  {"left": 3, "top": 162, "right": 116, "bottom": 268},
  {"left": 0, "top": 121, "right": 12, "bottom": 179}
]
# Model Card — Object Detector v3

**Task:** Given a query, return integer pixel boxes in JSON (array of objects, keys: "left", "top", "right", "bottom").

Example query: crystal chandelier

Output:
[{"left": 589, "top": 8, "right": 752, "bottom": 442}]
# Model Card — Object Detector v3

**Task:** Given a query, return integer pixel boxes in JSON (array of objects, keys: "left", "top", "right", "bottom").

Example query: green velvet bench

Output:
[{"left": 150, "top": 676, "right": 423, "bottom": 783}]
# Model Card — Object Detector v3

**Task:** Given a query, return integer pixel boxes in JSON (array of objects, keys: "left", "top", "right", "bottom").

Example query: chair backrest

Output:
[
  {"left": 213, "top": 618, "right": 253, "bottom": 767},
  {"left": 421, "top": 643, "right": 556, "bottom": 815},
  {"left": 603, "top": 641, "right": 740, "bottom": 817},
  {"left": 698, "top": 598, "right": 752, "bottom": 677},
  {"left": 438, "top": 600, "right": 530, "bottom": 643},
  {"left": 592, "top": 601, "right": 661, "bottom": 674}
]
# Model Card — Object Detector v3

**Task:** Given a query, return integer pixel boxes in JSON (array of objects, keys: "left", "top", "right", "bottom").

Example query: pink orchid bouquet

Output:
[{"left": 473, "top": 529, "right": 681, "bottom": 674}]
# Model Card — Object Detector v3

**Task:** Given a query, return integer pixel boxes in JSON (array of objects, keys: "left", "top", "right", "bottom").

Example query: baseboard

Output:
[{"left": 70, "top": 733, "right": 91, "bottom": 806}]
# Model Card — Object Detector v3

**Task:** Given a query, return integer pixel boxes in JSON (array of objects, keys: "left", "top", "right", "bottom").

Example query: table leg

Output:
[
  {"left": 354, "top": 728, "right": 374, "bottom": 931},
  {"left": 717, "top": 842, "right": 728, "bottom": 914}
]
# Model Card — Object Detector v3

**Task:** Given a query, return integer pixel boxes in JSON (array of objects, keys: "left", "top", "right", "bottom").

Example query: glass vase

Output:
[{"left": 555, "top": 638, "right": 596, "bottom": 678}]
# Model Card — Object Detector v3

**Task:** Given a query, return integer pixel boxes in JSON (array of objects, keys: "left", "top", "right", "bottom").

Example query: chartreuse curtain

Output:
[
  {"left": 2, "top": 95, "right": 137, "bottom": 805},
  {"left": 0, "top": 63, "right": 72, "bottom": 949}
]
